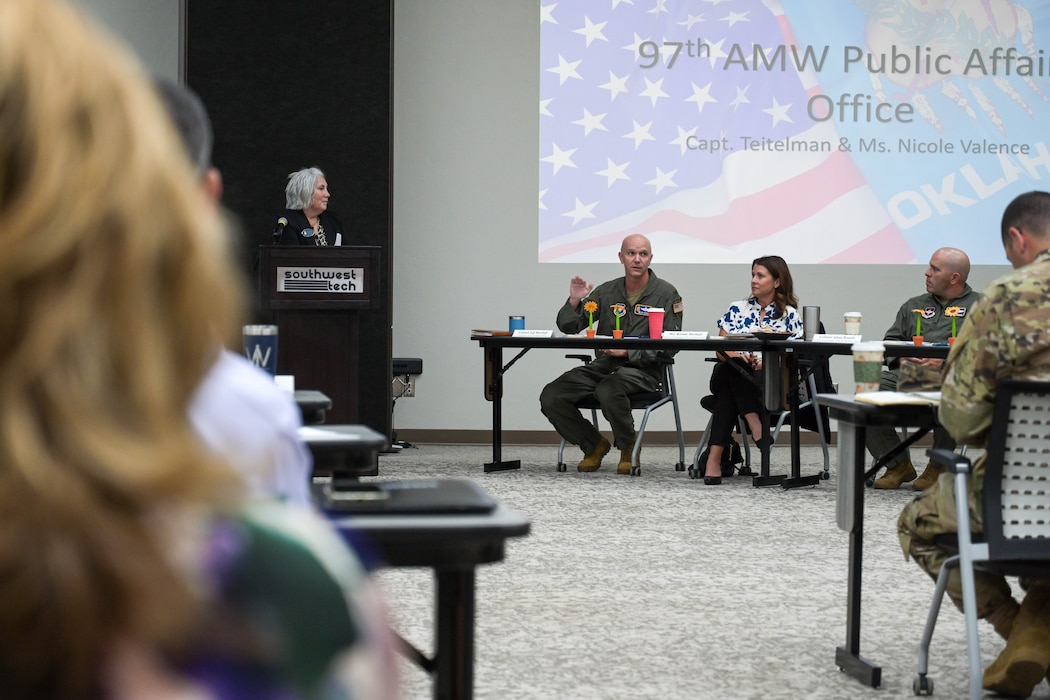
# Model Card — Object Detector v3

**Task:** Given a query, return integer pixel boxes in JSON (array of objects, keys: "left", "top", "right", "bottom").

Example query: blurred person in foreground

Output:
[
  {"left": 153, "top": 77, "right": 314, "bottom": 507},
  {"left": 0, "top": 1, "right": 397, "bottom": 698},
  {"left": 898, "top": 191, "right": 1050, "bottom": 697}
]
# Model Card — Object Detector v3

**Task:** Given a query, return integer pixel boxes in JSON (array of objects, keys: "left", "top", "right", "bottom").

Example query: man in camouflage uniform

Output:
[
  {"left": 899, "top": 191, "right": 1050, "bottom": 697},
  {"left": 870, "top": 246, "right": 981, "bottom": 490}
]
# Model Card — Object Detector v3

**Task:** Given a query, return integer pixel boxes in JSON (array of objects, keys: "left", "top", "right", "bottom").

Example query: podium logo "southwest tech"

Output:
[{"left": 277, "top": 266, "right": 364, "bottom": 293}]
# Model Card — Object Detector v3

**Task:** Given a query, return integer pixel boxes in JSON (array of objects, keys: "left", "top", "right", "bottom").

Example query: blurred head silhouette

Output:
[{"left": 0, "top": 0, "right": 244, "bottom": 696}]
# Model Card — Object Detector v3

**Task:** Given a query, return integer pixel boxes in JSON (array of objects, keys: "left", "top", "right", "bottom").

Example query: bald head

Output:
[
  {"left": 621, "top": 234, "right": 651, "bottom": 254},
  {"left": 934, "top": 247, "right": 970, "bottom": 281},
  {"left": 925, "top": 247, "right": 970, "bottom": 299},
  {"left": 618, "top": 234, "right": 653, "bottom": 286}
]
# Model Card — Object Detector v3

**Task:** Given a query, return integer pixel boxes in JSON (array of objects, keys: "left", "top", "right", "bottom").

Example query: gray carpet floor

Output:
[{"left": 368, "top": 443, "right": 1050, "bottom": 700}]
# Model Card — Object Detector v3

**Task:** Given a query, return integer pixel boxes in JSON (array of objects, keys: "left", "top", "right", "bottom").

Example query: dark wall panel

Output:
[{"left": 187, "top": 1, "right": 392, "bottom": 436}]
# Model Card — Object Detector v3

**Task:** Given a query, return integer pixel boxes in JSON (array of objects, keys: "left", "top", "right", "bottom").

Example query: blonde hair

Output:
[{"left": 0, "top": 1, "right": 244, "bottom": 696}]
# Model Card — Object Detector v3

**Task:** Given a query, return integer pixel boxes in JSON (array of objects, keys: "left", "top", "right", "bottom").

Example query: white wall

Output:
[
  {"left": 391, "top": 0, "right": 1010, "bottom": 437},
  {"left": 72, "top": 0, "right": 180, "bottom": 80}
]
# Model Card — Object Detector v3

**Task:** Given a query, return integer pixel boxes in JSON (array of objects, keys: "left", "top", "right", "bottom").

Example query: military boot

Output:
[
  {"left": 912, "top": 461, "right": 947, "bottom": 491},
  {"left": 577, "top": 436, "right": 611, "bottom": 472},
  {"left": 984, "top": 584, "right": 1050, "bottom": 697},
  {"left": 987, "top": 597, "right": 1021, "bottom": 640},
  {"left": 873, "top": 460, "right": 917, "bottom": 489},
  {"left": 617, "top": 437, "right": 639, "bottom": 475}
]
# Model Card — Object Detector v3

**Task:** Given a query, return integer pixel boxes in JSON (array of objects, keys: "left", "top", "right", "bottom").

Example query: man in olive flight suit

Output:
[
  {"left": 870, "top": 246, "right": 982, "bottom": 490},
  {"left": 540, "top": 234, "right": 683, "bottom": 474}
]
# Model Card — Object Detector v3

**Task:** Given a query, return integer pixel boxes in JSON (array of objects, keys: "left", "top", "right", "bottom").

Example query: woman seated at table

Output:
[{"left": 702, "top": 255, "right": 803, "bottom": 485}]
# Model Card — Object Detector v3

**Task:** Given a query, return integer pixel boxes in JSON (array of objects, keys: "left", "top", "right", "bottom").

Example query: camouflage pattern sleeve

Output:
[{"left": 938, "top": 288, "right": 1003, "bottom": 445}]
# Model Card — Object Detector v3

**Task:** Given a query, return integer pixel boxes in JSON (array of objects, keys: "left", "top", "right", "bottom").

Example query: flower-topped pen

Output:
[
  {"left": 611, "top": 303, "right": 625, "bottom": 338},
  {"left": 583, "top": 300, "right": 598, "bottom": 338},
  {"left": 945, "top": 306, "right": 963, "bottom": 345},
  {"left": 911, "top": 308, "right": 924, "bottom": 345}
]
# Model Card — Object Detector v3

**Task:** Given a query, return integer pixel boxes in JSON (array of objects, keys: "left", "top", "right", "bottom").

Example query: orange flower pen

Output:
[{"left": 583, "top": 300, "right": 598, "bottom": 330}]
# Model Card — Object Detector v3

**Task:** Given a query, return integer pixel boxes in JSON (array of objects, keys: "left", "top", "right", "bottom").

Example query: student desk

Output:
[
  {"left": 300, "top": 423, "right": 386, "bottom": 478},
  {"left": 318, "top": 484, "right": 531, "bottom": 700},
  {"left": 294, "top": 389, "right": 333, "bottom": 425},
  {"left": 814, "top": 393, "right": 942, "bottom": 688}
]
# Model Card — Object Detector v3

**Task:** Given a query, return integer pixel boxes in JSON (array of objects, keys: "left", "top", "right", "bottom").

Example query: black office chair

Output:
[
  {"left": 555, "top": 355, "right": 685, "bottom": 476},
  {"left": 688, "top": 344, "right": 835, "bottom": 479},
  {"left": 913, "top": 380, "right": 1050, "bottom": 700}
]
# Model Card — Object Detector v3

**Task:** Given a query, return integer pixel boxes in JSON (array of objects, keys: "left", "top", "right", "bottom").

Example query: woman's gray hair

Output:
[{"left": 285, "top": 167, "right": 324, "bottom": 209}]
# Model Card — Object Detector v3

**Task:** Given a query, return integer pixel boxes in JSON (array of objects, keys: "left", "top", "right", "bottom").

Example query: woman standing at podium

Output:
[{"left": 276, "top": 166, "right": 345, "bottom": 246}]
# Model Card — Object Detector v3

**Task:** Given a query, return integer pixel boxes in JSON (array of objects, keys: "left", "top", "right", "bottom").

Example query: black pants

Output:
[{"left": 708, "top": 360, "right": 762, "bottom": 447}]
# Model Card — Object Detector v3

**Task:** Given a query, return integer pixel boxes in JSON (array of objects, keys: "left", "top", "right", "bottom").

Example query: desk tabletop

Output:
[
  {"left": 473, "top": 334, "right": 951, "bottom": 359},
  {"left": 815, "top": 393, "right": 941, "bottom": 428},
  {"left": 330, "top": 503, "right": 531, "bottom": 569},
  {"left": 294, "top": 389, "right": 333, "bottom": 410}
]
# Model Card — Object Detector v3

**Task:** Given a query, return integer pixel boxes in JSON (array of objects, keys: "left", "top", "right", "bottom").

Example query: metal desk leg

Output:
[
  {"left": 753, "top": 347, "right": 786, "bottom": 487},
  {"left": 784, "top": 351, "right": 821, "bottom": 489},
  {"left": 434, "top": 568, "right": 476, "bottom": 700},
  {"left": 835, "top": 422, "right": 882, "bottom": 688},
  {"left": 483, "top": 345, "right": 520, "bottom": 472}
]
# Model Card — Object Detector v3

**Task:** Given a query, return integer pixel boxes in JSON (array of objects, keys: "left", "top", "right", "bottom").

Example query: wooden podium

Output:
[{"left": 257, "top": 245, "right": 385, "bottom": 426}]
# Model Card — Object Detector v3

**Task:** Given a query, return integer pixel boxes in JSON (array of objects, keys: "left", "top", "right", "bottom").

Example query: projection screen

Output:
[{"left": 539, "top": 0, "right": 1050, "bottom": 264}]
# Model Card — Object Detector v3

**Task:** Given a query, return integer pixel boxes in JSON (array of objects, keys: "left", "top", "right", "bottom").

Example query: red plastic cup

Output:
[{"left": 648, "top": 308, "right": 665, "bottom": 339}]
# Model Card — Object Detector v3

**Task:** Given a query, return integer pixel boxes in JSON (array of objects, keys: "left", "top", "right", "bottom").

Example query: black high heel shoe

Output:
[
  {"left": 754, "top": 436, "right": 773, "bottom": 454},
  {"left": 703, "top": 473, "right": 723, "bottom": 486}
]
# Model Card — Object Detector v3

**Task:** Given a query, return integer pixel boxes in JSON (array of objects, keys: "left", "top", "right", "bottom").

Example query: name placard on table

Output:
[
  {"left": 813, "top": 333, "right": 863, "bottom": 343},
  {"left": 512, "top": 329, "right": 554, "bottom": 338},
  {"left": 662, "top": 330, "right": 709, "bottom": 339}
]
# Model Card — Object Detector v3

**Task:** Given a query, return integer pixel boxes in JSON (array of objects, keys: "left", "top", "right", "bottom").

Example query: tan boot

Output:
[
  {"left": 577, "top": 436, "right": 611, "bottom": 472},
  {"left": 984, "top": 585, "right": 1050, "bottom": 697},
  {"left": 617, "top": 437, "right": 639, "bottom": 475},
  {"left": 987, "top": 598, "right": 1021, "bottom": 640},
  {"left": 912, "top": 461, "right": 947, "bottom": 491},
  {"left": 873, "top": 460, "right": 916, "bottom": 489}
]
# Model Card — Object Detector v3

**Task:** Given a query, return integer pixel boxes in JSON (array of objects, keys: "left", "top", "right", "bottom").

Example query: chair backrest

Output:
[{"left": 983, "top": 379, "right": 1050, "bottom": 562}]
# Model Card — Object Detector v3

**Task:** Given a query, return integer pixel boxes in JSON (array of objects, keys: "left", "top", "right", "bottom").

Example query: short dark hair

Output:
[
  {"left": 1001, "top": 191, "right": 1050, "bottom": 242},
  {"left": 153, "top": 77, "right": 212, "bottom": 175}
]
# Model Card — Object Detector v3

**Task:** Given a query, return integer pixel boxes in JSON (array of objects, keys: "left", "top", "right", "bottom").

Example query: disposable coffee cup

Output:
[
  {"left": 851, "top": 341, "right": 884, "bottom": 394},
  {"left": 844, "top": 312, "right": 862, "bottom": 336},
  {"left": 509, "top": 315, "right": 525, "bottom": 332},
  {"left": 803, "top": 306, "right": 821, "bottom": 341},
  {"left": 243, "top": 324, "right": 278, "bottom": 375},
  {"left": 647, "top": 308, "right": 665, "bottom": 339}
]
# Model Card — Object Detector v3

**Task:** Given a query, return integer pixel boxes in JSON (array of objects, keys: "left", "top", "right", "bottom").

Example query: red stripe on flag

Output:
[{"left": 822, "top": 222, "right": 914, "bottom": 263}]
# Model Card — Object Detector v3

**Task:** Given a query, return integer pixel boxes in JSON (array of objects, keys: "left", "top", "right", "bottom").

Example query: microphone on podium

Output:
[{"left": 272, "top": 217, "right": 288, "bottom": 242}]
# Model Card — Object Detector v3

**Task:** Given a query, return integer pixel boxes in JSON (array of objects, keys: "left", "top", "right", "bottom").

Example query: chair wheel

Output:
[
  {"left": 738, "top": 465, "right": 755, "bottom": 477},
  {"left": 821, "top": 471, "right": 830, "bottom": 480},
  {"left": 675, "top": 462, "right": 686, "bottom": 472},
  {"left": 556, "top": 463, "right": 567, "bottom": 472},
  {"left": 912, "top": 674, "right": 933, "bottom": 695},
  {"left": 687, "top": 466, "right": 697, "bottom": 479},
  {"left": 631, "top": 466, "right": 641, "bottom": 476}
]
